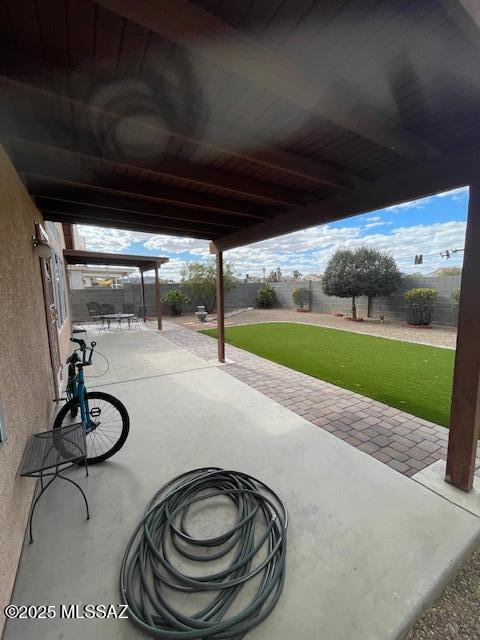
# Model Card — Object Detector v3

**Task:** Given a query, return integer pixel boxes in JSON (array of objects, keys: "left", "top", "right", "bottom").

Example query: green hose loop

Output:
[{"left": 120, "top": 468, "right": 288, "bottom": 638}]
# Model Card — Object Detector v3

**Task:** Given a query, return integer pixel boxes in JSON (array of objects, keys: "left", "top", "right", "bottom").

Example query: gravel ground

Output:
[
  {"left": 170, "top": 308, "right": 457, "bottom": 349},
  {"left": 405, "top": 546, "right": 480, "bottom": 640}
]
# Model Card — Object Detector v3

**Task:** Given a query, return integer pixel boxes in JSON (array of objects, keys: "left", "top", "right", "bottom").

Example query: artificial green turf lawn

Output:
[{"left": 202, "top": 323, "right": 455, "bottom": 427}]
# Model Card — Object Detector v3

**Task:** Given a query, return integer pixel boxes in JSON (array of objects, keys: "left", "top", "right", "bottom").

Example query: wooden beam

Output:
[
  {"left": 0, "top": 76, "right": 356, "bottom": 190},
  {"left": 215, "top": 248, "right": 225, "bottom": 363},
  {"left": 42, "top": 206, "right": 230, "bottom": 235},
  {"left": 63, "top": 249, "right": 168, "bottom": 268},
  {"left": 62, "top": 223, "right": 74, "bottom": 250},
  {"left": 154, "top": 265, "right": 162, "bottom": 331},
  {"left": 3, "top": 135, "right": 305, "bottom": 209},
  {"left": 43, "top": 211, "right": 216, "bottom": 240},
  {"left": 35, "top": 198, "right": 247, "bottom": 230},
  {"left": 214, "top": 147, "right": 479, "bottom": 251},
  {"left": 95, "top": 0, "right": 440, "bottom": 161},
  {"left": 445, "top": 184, "right": 480, "bottom": 491},
  {"left": 140, "top": 271, "right": 146, "bottom": 322},
  {"left": 27, "top": 176, "right": 269, "bottom": 221}
]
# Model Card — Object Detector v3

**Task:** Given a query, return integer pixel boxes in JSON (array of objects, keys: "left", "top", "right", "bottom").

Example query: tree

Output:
[
  {"left": 293, "top": 270, "right": 302, "bottom": 281},
  {"left": 322, "top": 247, "right": 401, "bottom": 320},
  {"left": 181, "top": 261, "right": 236, "bottom": 313},
  {"left": 433, "top": 267, "right": 462, "bottom": 276}
]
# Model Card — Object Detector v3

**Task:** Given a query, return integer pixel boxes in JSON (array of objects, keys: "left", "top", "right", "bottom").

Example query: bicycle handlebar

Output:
[{"left": 69, "top": 336, "right": 96, "bottom": 365}]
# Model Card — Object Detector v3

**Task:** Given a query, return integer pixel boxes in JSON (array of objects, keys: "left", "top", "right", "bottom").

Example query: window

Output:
[{"left": 52, "top": 253, "right": 68, "bottom": 327}]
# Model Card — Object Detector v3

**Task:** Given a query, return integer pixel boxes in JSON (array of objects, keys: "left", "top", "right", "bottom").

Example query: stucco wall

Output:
[{"left": 0, "top": 147, "right": 66, "bottom": 633}]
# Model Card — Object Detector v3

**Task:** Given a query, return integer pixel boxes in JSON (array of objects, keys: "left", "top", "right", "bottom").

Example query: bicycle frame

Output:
[
  {"left": 66, "top": 340, "right": 97, "bottom": 433},
  {"left": 73, "top": 367, "right": 96, "bottom": 433}
]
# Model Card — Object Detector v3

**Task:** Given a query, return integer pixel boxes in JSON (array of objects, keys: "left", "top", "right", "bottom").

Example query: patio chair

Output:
[
  {"left": 137, "top": 305, "right": 147, "bottom": 322},
  {"left": 87, "top": 301, "right": 101, "bottom": 326},
  {"left": 124, "top": 303, "right": 140, "bottom": 329},
  {"left": 100, "top": 303, "right": 114, "bottom": 314}
]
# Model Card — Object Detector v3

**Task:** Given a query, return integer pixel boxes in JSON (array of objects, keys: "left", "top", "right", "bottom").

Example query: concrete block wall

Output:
[
  {"left": 71, "top": 282, "right": 261, "bottom": 321},
  {"left": 71, "top": 288, "right": 126, "bottom": 321},
  {"left": 368, "top": 276, "right": 461, "bottom": 325},
  {"left": 71, "top": 277, "right": 460, "bottom": 326},
  {"left": 271, "top": 276, "right": 461, "bottom": 326},
  {"left": 271, "top": 282, "right": 369, "bottom": 317}
]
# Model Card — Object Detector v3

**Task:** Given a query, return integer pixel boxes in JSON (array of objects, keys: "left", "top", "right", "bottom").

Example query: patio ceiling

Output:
[{"left": 0, "top": 0, "right": 479, "bottom": 250}]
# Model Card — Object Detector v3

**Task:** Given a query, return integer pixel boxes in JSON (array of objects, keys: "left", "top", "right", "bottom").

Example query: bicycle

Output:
[{"left": 53, "top": 330, "right": 130, "bottom": 464}]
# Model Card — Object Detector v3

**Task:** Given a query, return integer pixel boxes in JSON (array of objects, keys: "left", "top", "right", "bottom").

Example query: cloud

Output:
[
  {"left": 364, "top": 221, "right": 385, "bottom": 229},
  {"left": 77, "top": 214, "right": 466, "bottom": 281},
  {"left": 336, "top": 220, "right": 466, "bottom": 274},
  {"left": 434, "top": 186, "right": 469, "bottom": 199},
  {"left": 77, "top": 225, "right": 150, "bottom": 252},
  {"left": 386, "top": 186, "right": 469, "bottom": 212},
  {"left": 386, "top": 198, "right": 427, "bottom": 212},
  {"left": 366, "top": 216, "right": 381, "bottom": 222},
  {"left": 144, "top": 235, "right": 209, "bottom": 255}
]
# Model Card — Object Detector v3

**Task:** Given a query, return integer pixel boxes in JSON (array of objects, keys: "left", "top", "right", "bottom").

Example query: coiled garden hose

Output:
[{"left": 120, "top": 467, "right": 288, "bottom": 638}]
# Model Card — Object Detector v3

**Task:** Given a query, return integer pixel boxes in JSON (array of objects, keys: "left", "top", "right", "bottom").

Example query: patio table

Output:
[{"left": 93, "top": 313, "right": 135, "bottom": 329}]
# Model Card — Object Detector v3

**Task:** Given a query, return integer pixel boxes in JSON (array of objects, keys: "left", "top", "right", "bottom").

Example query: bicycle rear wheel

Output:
[{"left": 53, "top": 391, "right": 129, "bottom": 464}]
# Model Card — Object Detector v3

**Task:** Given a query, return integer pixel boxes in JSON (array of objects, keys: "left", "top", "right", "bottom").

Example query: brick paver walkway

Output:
[{"left": 162, "top": 322, "right": 480, "bottom": 479}]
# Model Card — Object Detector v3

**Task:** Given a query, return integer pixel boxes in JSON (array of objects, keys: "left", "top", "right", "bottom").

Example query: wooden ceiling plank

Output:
[
  {"left": 94, "top": 0, "right": 440, "bottom": 161},
  {"left": 19, "top": 161, "right": 273, "bottom": 220},
  {"left": 43, "top": 210, "right": 217, "bottom": 239},
  {"left": 1, "top": 124, "right": 302, "bottom": 210},
  {"left": 39, "top": 201, "right": 242, "bottom": 232},
  {"left": 7, "top": 133, "right": 301, "bottom": 215},
  {"left": 34, "top": 195, "right": 248, "bottom": 229},
  {"left": 0, "top": 74, "right": 355, "bottom": 189}
]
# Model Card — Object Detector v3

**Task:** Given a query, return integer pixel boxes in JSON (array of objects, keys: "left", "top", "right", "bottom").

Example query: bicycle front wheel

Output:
[{"left": 53, "top": 391, "right": 130, "bottom": 464}]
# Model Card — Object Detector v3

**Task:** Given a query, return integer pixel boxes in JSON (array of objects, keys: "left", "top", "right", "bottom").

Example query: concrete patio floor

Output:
[
  {"left": 5, "top": 327, "right": 480, "bottom": 640},
  {"left": 164, "top": 321, "right": 480, "bottom": 479}
]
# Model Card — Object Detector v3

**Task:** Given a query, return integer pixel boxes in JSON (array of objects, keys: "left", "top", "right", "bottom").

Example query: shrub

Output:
[
  {"left": 256, "top": 285, "right": 276, "bottom": 308},
  {"left": 292, "top": 287, "right": 311, "bottom": 310},
  {"left": 451, "top": 287, "right": 461, "bottom": 306},
  {"left": 161, "top": 289, "right": 190, "bottom": 316},
  {"left": 404, "top": 288, "right": 438, "bottom": 326}
]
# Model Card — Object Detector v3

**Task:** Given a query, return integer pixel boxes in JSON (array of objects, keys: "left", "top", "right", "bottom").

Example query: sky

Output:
[{"left": 77, "top": 187, "right": 468, "bottom": 281}]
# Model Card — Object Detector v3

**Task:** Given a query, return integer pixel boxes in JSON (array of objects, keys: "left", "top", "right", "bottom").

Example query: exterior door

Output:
[{"left": 40, "top": 256, "right": 62, "bottom": 399}]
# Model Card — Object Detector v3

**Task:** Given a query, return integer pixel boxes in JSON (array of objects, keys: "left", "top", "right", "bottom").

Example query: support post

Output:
[
  {"left": 216, "top": 249, "right": 225, "bottom": 363},
  {"left": 140, "top": 270, "right": 146, "bottom": 322},
  {"left": 154, "top": 264, "right": 162, "bottom": 331},
  {"left": 446, "top": 183, "right": 480, "bottom": 491}
]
